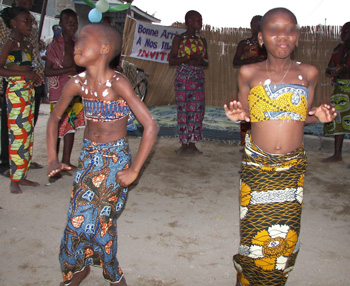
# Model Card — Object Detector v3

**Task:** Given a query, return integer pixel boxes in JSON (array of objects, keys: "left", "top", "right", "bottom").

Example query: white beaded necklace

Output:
[
  {"left": 266, "top": 60, "right": 291, "bottom": 87},
  {"left": 77, "top": 72, "right": 119, "bottom": 98}
]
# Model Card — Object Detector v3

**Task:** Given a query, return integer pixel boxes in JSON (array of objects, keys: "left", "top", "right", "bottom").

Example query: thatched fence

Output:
[{"left": 122, "top": 17, "right": 341, "bottom": 107}]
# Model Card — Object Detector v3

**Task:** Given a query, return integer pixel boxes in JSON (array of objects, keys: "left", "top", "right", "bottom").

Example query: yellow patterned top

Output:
[
  {"left": 248, "top": 83, "right": 309, "bottom": 122},
  {"left": 178, "top": 36, "right": 205, "bottom": 58}
]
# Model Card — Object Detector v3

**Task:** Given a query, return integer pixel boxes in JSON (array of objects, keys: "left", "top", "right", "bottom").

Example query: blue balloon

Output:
[{"left": 88, "top": 8, "right": 102, "bottom": 23}]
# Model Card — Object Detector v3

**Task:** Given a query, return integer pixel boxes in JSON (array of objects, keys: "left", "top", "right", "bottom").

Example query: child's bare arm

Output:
[
  {"left": 225, "top": 65, "right": 251, "bottom": 122},
  {"left": 113, "top": 75, "right": 158, "bottom": 186},
  {"left": 46, "top": 79, "right": 81, "bottom": 176}
]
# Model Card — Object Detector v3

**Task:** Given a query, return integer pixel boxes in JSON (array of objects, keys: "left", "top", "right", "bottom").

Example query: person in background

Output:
[
  {"left": 169, "top": 10, "right": 208, "bottom": 155},
  {"left": 45, "top": 9, "right": 85, "bottom": 172},
  {"left": 0, "top": 6, "right": 44, "bottom": 193},
  {"left": 322, "top": 21, "right": 350, "bottom": 164},
  {"left": 52, "top": 24, "right": 61, "bottom": 38},
  {"left": 0, "top": 0, "right": 44, "bottom": 178},
  {"left": 233, "top": 15, "right": 267, "bottom": 148},
  {"left": 47, "top": 23, "right": 158, "bottom": 286},
  {"left": 224, "top": 8, "right": 336, "bottom": 285}
]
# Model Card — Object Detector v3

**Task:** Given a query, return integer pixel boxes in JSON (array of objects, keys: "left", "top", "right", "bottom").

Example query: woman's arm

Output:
[{"left": 169, "top": 35, "right": 190, "bottom": 66}]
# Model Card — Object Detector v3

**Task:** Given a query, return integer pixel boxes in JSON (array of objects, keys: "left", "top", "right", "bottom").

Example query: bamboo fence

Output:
[{"left": 122, "top": 17, "right": 342, "bottom": 107}]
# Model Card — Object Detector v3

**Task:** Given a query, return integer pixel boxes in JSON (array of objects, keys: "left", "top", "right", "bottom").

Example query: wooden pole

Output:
[{"left": 38, "top": 0, "right": 48, "bottom": 40}]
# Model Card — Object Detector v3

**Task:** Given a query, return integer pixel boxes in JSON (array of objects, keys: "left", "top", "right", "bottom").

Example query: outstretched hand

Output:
[
  {"left": 224, "top": 100, "right": 250, "bottom": 122},
  {"left": 309, "top": 104, "right": 337, "bottom": 123}
]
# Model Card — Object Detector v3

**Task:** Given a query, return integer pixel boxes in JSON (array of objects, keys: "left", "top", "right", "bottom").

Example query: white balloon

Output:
[{"left": 96, "top": 0, "right": 109, "bottom": 13}]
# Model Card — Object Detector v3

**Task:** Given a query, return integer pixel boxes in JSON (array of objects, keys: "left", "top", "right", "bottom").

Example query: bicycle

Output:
[{"left": 121, "top": 60, "right": 149, "bottom": 102}]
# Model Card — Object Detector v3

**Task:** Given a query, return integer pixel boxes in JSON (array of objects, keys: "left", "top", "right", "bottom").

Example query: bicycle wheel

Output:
[{"left": 134, "top": 78, "right": 148, "bottom": 102}]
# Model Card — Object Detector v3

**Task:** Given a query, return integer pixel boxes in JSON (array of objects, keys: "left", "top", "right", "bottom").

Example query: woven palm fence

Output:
[{"left": 122, "top": 17, "right": 341, "bottom": 107}]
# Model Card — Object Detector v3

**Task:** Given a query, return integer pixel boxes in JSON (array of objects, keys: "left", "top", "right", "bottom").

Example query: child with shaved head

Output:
[
  {"left": 47, "top": 23, "right": 158, "bottom": 286},
  {"left": 225, "top": 8, "right": 336, "bottom": 286}
]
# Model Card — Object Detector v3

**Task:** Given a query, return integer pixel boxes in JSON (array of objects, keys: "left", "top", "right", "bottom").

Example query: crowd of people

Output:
[{"left": 0, "top": 1, "right": 347, "bottom": 286}]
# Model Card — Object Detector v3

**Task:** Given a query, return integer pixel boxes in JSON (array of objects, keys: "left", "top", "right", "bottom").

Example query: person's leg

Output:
[
  {"left": 174, "top": 70, "right": 188, "bottom": 154},
  {"left": 8, "top": 79, "right": 39, "bottom": 193},
  {"left": 33, "top": 84, "right": 45, "bottom": 126},
  {"left": 0, "top": 81, "right": 9, "bottom": 171},
  {"left": 61, "top": 133, "right": 76, "bottom": 169},
  {"left": 186, "top": 69, "right": 205, "bottom": 155},
  {"left": 321, "top": 134, "right": 344, "bottom": 162}
]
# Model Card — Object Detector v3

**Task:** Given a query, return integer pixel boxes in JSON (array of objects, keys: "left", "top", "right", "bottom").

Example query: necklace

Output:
[
  {"left": 266, "top": 60, "right": 291, "bottom": 86},
  {"left": 9, "top": 37, "right": 30, "bottom": 49},
  {"left": 79, "top": 72, "right": 119, "bottom": 98}
]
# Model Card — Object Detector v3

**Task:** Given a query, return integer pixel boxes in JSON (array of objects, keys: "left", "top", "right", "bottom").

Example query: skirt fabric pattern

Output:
[
  {"left": 234, "top": 133, "right": 307, "bottom": 286},
  {"left": 6, "top": 76, "right": 35, "bottom": 182},
  {"left": 50, "top": 96, "right": 85, "bottom": 138},
  {"left": 174, "top": 64, "right": 205, "bottom": 144},
  {"left": 323, "top": 79, "right": 350, "bottom": 135},
  {"left": 59, "top": 138, "right": 130, "bottom": 285}
]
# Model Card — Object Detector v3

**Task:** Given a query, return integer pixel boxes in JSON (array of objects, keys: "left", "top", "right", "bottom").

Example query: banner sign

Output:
[{"left": 130, "top": 19, "right": 185, "bottom": 64}]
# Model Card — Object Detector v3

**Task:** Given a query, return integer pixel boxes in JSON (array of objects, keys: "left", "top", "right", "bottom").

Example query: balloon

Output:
[
  {"left": 88, "top": 8, "right": 102, "bottom": 23},
  {"left": 108, "top": 3, "right": 131, "bottom": 12},
  {"left": 96, "top": 0, "right": 109, "bottom": 13}
]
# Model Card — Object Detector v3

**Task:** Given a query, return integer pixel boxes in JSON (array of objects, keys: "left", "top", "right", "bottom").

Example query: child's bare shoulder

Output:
[
  {"left": 240, "top": 61, "right": 265, "bottom": 79},
  {"left": 295, "top": 61, "right": 318, "bottom": 78},
  {"left": 67, "top": 72, "right": 86, "bottom": 93}
]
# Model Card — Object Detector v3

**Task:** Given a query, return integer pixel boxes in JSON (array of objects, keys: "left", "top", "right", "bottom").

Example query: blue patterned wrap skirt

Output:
[{"left": 59, "top": 137, "right": 130, "bottom": 285}]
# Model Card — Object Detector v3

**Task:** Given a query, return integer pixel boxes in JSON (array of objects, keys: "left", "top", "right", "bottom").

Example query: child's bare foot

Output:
[
  {"left": 188, "top": 143, "right": 203, "bottom": 155},
  {"left": 60, "top": 266, "right": 90, "bottom": 286},
  {"left": 111, "top": 276, "right": 127, "bottom": 286},
  {"left": 175, "top": 145, "right": 188, "bottom": 154},
  {"left": 10, "top": 181, "right": 22, "bottom": 194},
  {"left": 61, "top": 163, "right": 77, "bottom": 171},
  {"left": 19, "top": 178, "right": 40, "bottom": 187},
  {"left": 321, "top": 155, "right": 342, "bottom": 162}
]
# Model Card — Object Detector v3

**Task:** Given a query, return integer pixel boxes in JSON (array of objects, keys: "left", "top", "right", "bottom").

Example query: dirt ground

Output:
[{"left": 0, "top": 104, "right": 349, "bottom": 286}]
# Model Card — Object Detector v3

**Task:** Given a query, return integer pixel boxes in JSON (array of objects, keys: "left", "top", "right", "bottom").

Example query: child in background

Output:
[
  {"left": 233, "top": 15, "right": 267, "bottom": 148},
  {"left": 224, "top": 8, "right": 336, "bottom": 286},
  {"left": 46, "top": 23, "right": 158, "bottom": 285},
  {"left": 0, "top": 6, "right": 43, "bottom": 193},
  {"left": 45, "top": 9, "right": 84, "bottom": 172}
]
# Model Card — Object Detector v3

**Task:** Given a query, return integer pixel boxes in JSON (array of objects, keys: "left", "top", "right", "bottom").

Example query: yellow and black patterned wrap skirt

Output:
[{"left": 234, "top": 133, "right": 307, "bottom": 286}]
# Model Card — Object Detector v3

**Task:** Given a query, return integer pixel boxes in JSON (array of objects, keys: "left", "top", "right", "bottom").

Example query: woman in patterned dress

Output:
[{"left": 169, "top": 10, "right": 208, "bottom": 154}]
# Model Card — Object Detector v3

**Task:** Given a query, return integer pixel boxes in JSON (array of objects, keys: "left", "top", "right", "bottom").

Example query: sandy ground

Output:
[{"left": 0, "top": 104, "right": 349, "bottom": 286}]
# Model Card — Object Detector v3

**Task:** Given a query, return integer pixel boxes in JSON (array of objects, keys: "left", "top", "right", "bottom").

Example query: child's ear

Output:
[
  {"left": 9, "top": 18, "right": 16, "bottom": 29},
  {"left": 100, "top": 44, "right": 110, "bottom": 55},
  {"left": 258, "top": 32, "right": 263, "bottom": 47}
]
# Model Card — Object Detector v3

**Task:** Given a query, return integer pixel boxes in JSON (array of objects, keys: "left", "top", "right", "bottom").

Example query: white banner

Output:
[{"left": 130, "top": 19, "right": 185, "bottom": 64}]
